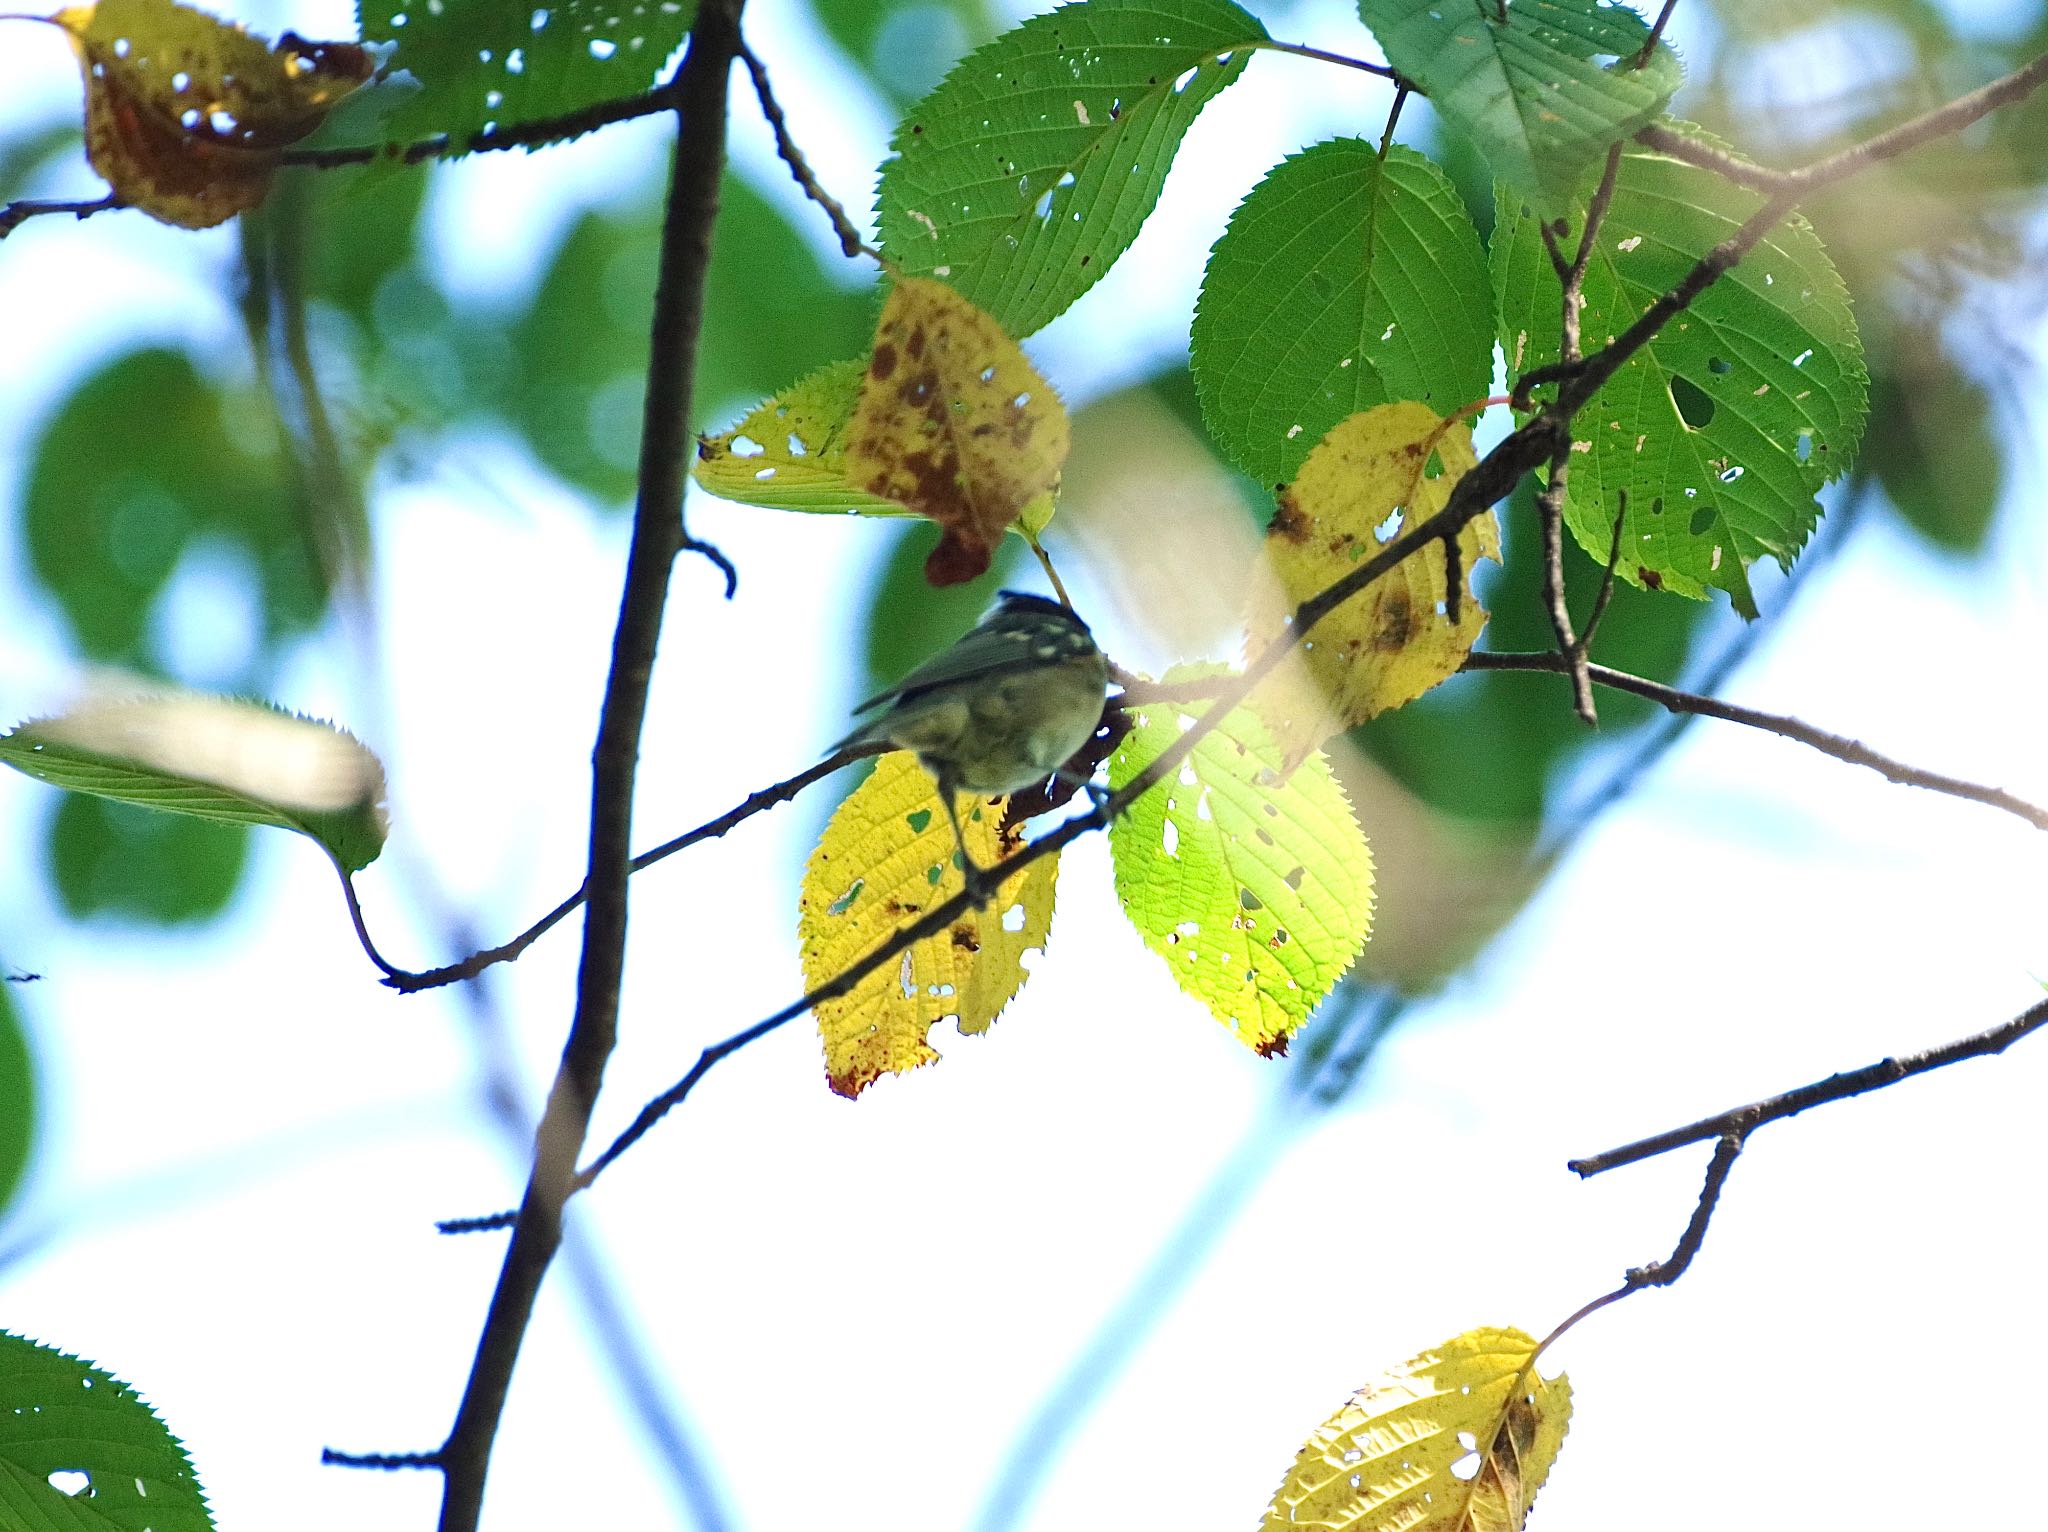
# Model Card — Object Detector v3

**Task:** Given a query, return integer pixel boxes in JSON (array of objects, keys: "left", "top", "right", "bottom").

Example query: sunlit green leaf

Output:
[
  {"left": 1359, "top": 0, "right": 1679, "bottom": 206},
  {"left": 1192, "top": 140, "right": 1493, "bottom": 489},
  {"left": 876, "top": 0, "right": 1268, "bottom": 336},
  {"left": 1493, "top": 130, "right": 1868, "bottom": 616},
  {"left": 357, "top": 0, "right": 698, "bottom": 148},
  {"left": 1109, "top": 665, "right": 1374, "bottom": 1055},
  {"left": 0, "top": 1330, "right": 213, "bottom": 1532}
]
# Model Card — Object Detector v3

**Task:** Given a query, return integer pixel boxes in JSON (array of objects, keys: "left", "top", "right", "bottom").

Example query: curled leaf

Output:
[
  {"left": 0, "top": 690, "right": 388, "bottom": 872},
  {"left": 47, "top": 0, "right": 371, "bottom": 228},
  {"left": 799, "top": 753, "right": 1058, "bottom": 1098},
  {"left": 843, "top": 277, "right": 1069, "bottom": 586}
]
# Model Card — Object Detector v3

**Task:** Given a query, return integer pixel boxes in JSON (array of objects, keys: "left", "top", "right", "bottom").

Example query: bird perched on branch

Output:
[{"left": 834, "top": 591, "right": 1110, "bottom": 895}]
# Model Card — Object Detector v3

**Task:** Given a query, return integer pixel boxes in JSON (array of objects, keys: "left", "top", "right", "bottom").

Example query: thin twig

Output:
[
  {"left": 284, "top": 81, "right": 683, "bottom": 169},
  {"left": 365, "top": 749, "right": 863, "bottom": 992},
  {"left": 1631, "top": 0, "right": 1682, "bottom": 72},
  {"left": 736, "top": 34, "right": 878, "bottom": 261},
  {"left": 1534, "top": 441, "right": 1595, "bottom": 724},
  {"left": 0, "top": 192, "right": 120, "bottom": 239},
  {"left": 323, "top": 1448, "right": 443, "bottom": 1470},
  {"left": 1464, "top": 650, "right": 2048, "bottom": 831},
  {"left": 431, "top": 9, "right": 746, "bottom": 1530},
  {"left": 1536, "top": 1132, "right": 1744, "bottom": 1356},
  {"left": 1578, "top": 493, "right": 1628, "bottom": 650},
  {"left": 1570, "top": 995, "right": 2048, "bottom": 1178},
  {"left": 1252, "top": 38, "right": 1400, "bottom": 80}
]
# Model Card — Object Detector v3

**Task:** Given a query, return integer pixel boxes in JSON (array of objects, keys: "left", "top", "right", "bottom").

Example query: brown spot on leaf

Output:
[
  {"left": 1638, "top": 566, "right": 1664, "bottom": 590},
  {"left": 1269, "top": 493, "right": 1311, "bottom": 543},
  {"left": 870, "top": 342, "right": 899, "bottom": 382}
]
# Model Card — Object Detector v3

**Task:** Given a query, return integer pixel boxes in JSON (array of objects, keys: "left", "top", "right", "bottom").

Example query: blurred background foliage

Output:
[{"left": 2, "top": 0, "right": 2045, "bottom": 1213}]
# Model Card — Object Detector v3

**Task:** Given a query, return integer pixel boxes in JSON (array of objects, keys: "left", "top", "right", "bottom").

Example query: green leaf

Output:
[
  {"left": 1493, "top": 132, "right": 1868, "bottom": 616},
  {"left": 1862, "top": 332, "right": 2001, "bottom": 553},
  {"left": 1, "top": 695, "right": 388, "bottom": 875},
  {"left": 0, "top": 986, "right": 33, "bottom": 1224},
  {"left": 1359, "top": 0, "right": 1680, "bottom": 206},
  {"left": 357, "top": 0, "right": 697, "bottom": 148},
  {"left": 1191, "top": 140, "right": 1493, "bottom": 490},
  {"left": 1108, "top": 666, "right": 1374, "bottom": 1055},
  {"left": 0, "top": 1331, "right": 213, "bottom": 1532},
  {"left": 48, "top": 796, "right": 249, "bottom": 926},
  {"left": 25, "top": 348, "right": 321, "bottom": 667},
  {"left": 875, "top": 0, "right": 1269, "bottom": 337},
  {"left": 694, "top": 359, "right": 905, "bottom": 513}
]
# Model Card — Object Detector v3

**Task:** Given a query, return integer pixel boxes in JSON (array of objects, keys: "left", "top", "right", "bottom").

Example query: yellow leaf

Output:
[
  {"left": 843, "top": 277, "right": 1069, "bottom": 587},
  {"left": 48, "top": 0, "right": 371, "bottom": 229},
  {"left": 693, "top": 359, "right": 906, "bottom": 514},
  {"left": 1248, "top": 404, "right": 1498, "bottom": 771},
  {"left": 799, "top": 753, "right": 1058, "bottom": 1098},
  {"left": 1259, "top": 1326, "right": 1571, "bottom": 1532}
]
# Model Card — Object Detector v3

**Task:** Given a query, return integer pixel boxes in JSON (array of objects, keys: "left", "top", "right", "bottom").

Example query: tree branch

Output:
[
  {"left": 1463, "top": 650, "right": 2048, "bottom": 831},
  {"left": 1537, "top": 1131, "right": 1745, "bottom": 1353},
  {"left": 735, "top": 35, "right": 877, "bottom": 261},
  {"left": 430, "top": 8, "right": 744, "bottom": 1529},
  {"left": 357, "top": 748, "right": 865, "bottom": 992},
  {"left": 1569, "top": 994, "right": 2048, "bottom": 1178}
]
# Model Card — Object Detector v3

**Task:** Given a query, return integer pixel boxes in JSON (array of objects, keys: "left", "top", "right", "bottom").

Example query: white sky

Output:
[{"left": 2, "top": 1, "right": 2046, "bottom": 1530}]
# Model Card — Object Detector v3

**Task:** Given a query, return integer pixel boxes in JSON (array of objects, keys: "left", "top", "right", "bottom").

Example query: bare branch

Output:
[
  {"left": 0, "top": 192, "right": 120, "bottom": 240},
  {"left": 1631, "top": 0, "right": 1682, "bottom": 72},
  {"left": 364, "top": 748, "right": 865, "bottom": 992},
  {"left": 1537, "top": 1132, "right": 1744, "bottom": 1354},
  {"left": 283, "top": 82, "right": 683, "bottom": 169},
  {"left": 1464, "top": 650, "right": 2048, "bottom": 831},
  {"left": 431, "top": 9, "right": 746, "bottom": 1529},
  {"left": 1570, "top": 995, "right": 2048, "bottom": 1178},
  {"left": 1252, "top": 38, "right": 1401, "bottom": 80},
  {"left": 736, "top": 35, "right": 878, "bottom": 261}
]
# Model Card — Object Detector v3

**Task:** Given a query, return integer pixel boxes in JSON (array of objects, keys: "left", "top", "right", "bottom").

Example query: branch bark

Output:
[{"left": 431, "top": 6, "right": 744, "bottom": 1528}]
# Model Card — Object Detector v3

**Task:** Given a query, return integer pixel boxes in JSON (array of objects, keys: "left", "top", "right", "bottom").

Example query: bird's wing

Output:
[{"left": 848, "top": 624, "right": 1049, "bottom": 715}]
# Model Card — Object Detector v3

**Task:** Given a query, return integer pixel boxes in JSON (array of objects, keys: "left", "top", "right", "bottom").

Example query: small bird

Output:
[{"left": 834, "top": 591, "right": 1110, "bottom": 895}]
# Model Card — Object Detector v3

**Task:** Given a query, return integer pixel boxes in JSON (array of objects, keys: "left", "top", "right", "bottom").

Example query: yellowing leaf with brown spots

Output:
[
  {"left": 46, "top": 0, "right": 370, "bottom": 229},
  {"left": 1259, "top": 1326, "right": 1571, "bottom": 1532},
  {"left": 1248, "top": 404, "right": 1497, "bottom": 771},
  {"left": 843, "top": 276, "right": 1069, "bottom": 587},
  {"left": 799, "top": 752, "right": 1058, "bottom": 1098}
]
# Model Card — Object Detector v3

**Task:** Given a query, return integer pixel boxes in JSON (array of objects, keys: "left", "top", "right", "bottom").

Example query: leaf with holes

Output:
[
  {"left": 45, "top": 0, "right": 369, "bottom": 228},
  {"left": 0, "top": 1329, "right": 214, "bottom": 1532},
  {"left": 1259, "top": 1326, "right": 1570, "bottom": 1532},
  {"left": 843, "top": 277, "right": 1069, "bottom": 586},
  {"left": 695, "top": 358, "right": 1058, "bottom": 537},
  {"left": 357, "top": 0, "right": 697, "bottom": 148},
  {"left": 1358, "top": 0, "right": 1679, "bottom": 207},
  {"left": 1192, "top": 140, "right": 1493, "bottom": 490},
  {"left": 876, "top": 0, "right": 1268, "bottom": 337},
  {"left": 1248, "top": 404, "right": 1496, "bottom": 770},
  {"left": 799, "top": 753, "right": 1059, "bottom": 1098},
  {"left": 0, "top": 692, "right": 388, "bottom": 874},
  {"left": 1108, "top": 666, "right": 1372, "bottom": 1055},
  {"left": 695, "top": 360, "right": 907, "bottom": 514},
  {"left": 1494, "top": 129, "right": 1868, "bottom": 616}
]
